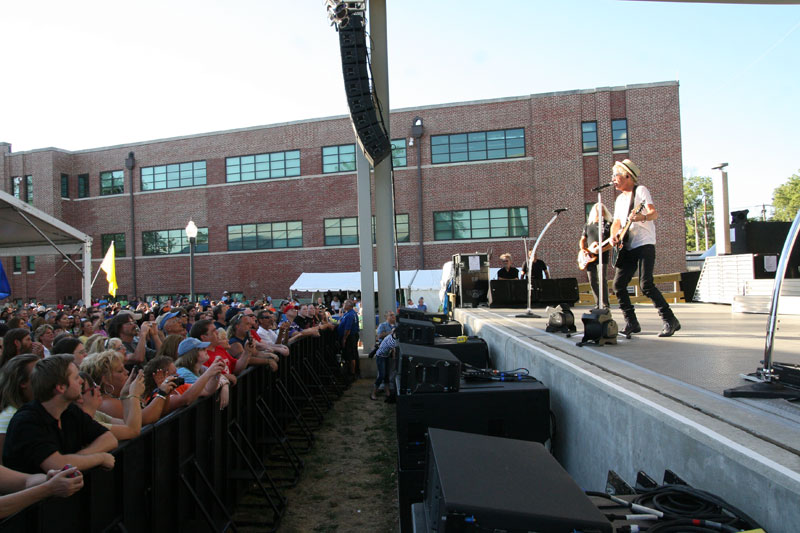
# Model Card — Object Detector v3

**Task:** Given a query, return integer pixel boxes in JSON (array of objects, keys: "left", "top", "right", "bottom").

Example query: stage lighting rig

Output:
[{"left": 325, "top": 1, "right": 366, "bottom": 30}]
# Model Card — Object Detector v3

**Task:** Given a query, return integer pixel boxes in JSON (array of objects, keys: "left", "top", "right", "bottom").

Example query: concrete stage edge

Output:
[{"left": 454, "top": 305, "right": 800, "bottom": 533}]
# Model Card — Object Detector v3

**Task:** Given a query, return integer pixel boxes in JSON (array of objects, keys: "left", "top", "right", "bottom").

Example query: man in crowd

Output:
[
  {"left": 158, "top": 310, "right": 186, "bottom": 339},
  {"left": 337, "top": 300, "right": 360, "bottom": 380},
  {"left": 3, "top": 355, "right": 117, "bottom": 474},
  {"left": 189, "top": 319, "right": 246, "bottom": 377},
  {"left": 416, "top": 298, "right": 427, "bottom": 312},
  {"left": 108, "top": 312, "right": 160, "bottom": 365},
  {"left": 1, "top": 329, "right": 44, "bottom": 367}
]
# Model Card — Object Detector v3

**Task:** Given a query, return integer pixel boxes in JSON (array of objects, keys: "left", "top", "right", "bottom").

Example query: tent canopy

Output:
[
  {"left": 0, "top": 190, "right": 93, "bottom": 303},
  {"left": 291, "top": 269, "right": 443, "bottom": 293}
]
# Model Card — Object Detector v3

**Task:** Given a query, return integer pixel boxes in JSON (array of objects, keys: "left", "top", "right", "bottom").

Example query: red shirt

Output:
[{"left": 204, "top": 345, "right": 237, "bottom": 374}]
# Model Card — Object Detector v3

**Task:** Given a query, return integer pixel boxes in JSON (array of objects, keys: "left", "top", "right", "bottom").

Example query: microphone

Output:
[
  {"left": 553, "top": 208, "right": 568, "bottom": 214},
  {"left": 591, "top": 182, "right": 614, "bottom": 192}
]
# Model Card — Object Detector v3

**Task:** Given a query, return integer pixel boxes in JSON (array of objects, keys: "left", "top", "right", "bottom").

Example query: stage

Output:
[{"left": 454, "top": 303, "right": 800, "bottom": 533}]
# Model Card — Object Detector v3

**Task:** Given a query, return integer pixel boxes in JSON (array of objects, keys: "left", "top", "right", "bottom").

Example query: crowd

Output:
[{"left": 0, "top": 292, "right": 353, "bottom": 518}]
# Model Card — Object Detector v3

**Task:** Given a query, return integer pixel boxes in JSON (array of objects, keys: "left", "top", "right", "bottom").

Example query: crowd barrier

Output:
[{"left": 0, "top": 329, "right": 345, "bottom": 533}]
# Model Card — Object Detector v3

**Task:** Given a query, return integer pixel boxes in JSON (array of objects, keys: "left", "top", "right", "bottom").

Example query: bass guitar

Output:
[
  {"left": 610, "top": 202, "right": 646, "bottom": 268},
  {"left": 577, "top": 231, "right": 613, "bottom": 271}
]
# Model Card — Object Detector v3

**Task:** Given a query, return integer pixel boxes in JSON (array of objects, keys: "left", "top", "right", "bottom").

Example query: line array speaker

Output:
[{"left": 338, "top": 14, "right": 392, "bottom": 166}]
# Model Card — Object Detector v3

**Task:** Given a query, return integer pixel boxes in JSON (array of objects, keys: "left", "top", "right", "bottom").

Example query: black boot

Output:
[
  {"left": 621, "top": 317, "right": 641, "bottom": 336},
  {"left": 659, "top": 316, "right": 681, "bottom": 337}
]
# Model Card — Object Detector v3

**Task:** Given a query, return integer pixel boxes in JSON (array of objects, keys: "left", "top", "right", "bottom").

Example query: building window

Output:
[
  {"left": 27, "top": 256, "right": 35, "bottom": 273},
  {"left": 371, "top": 214, "right": 410, "bottom": 243},
  {"left": 322, "top": 144, "right": 356, "bottom": 173},
  {"left": 227, "top": 221, "right": 303, "bottom": 251},
  {"left": 434, "top": 207, "right": 528, "bottom": 241},
  {"left": 612, "top": 119, "right": 628, "bottom": 151},
  {"left": 78, "top": 174, "right": 90, "bottom": 198},
  {"left": 581, "top": 122, "right": 598, "bottom": 153},
  {"left": 102, "top": 233, "right": 127, "bottom": 257},
  {"left": 12, "top": 177, "right": 22, "bottom": 200},
  {"left": 391, "top": 139, "right": 407, "bottom": 168},
  {"left": 226, "top": 150, "right": 300, "bottom": 182},
  {"left": 431, "top": 128, "right": 524, "bottom": 164},
  {"left": 61, "top": 174, "right": 70, "bottom": 198},
  {"left": 142, "top": 227, "right": 209, "bottom": 256},
  {"left": 100, "top": 170, "right": 124, "bottom": 196},
  {"left": 141, "top": 161, "right": 207, "bottom": 191},
  {"left": 24, "top": 176, "right": 33, "bottom": 204},
  {"left": 145, "top": 294, "right": 175, "bottom": 304},
  {"left": 13, "top": 257, "right": 22, "bottom": 273},
  {"left": 324, "top": 217, "right": 358, "bottom": 246}
]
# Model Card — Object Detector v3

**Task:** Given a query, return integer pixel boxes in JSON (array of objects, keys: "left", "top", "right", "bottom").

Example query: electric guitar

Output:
[
  {"left": 577, "top": 232, "right": 612, "bottom": 271},
  {"left": 610, "top": 202, "right": 646, "bottom": 268}
]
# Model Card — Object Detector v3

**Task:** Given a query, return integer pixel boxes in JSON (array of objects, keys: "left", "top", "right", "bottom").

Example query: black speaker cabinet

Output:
[
  {"left": 398, "top": 467, "right": 425, "bottom": 533},
  {"left": 396, "top": 343, "right": 461, "bottom": 396},
  {"left": 398, "top": 307, "right": 427, "bottom": 321},
  {"left": 396, "top": 318, "right": 435, "bottom": 345},
  {"left": 423, "top": 429, "right": 612, "bottom": 533},
  {"left": 489, "top": 279, "right": 528, "bottom": 308},
  {"left": 396, "top": 379, "right": 550, "bottom": 471},
  {"left": 433, "top": 320, "right": 462, "bottom": 337},
  {"left": 532, "top": 278, "right": 580, "bottom": 306},
  {"left": 433, "top": 337, "right": 490, "bottom": 368},
  {"left": 337, "top": 14, "right": 391, "bottom": 166}
]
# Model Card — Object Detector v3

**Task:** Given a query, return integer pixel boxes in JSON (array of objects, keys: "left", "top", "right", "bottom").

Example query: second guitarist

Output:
[
  {"left": 610, "top": 159, "right": 681, "bottom": 338},
  {"left": 579, "top": 203, "right": 613, "bottom": 307}
]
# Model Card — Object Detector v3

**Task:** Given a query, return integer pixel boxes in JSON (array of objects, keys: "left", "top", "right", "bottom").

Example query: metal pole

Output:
[
  {"left": 125, "top": 152, "right": 138, "bottom": 299},
  {"left": 189, "top": 237, "right": 196, "bottom": 303},
  {"left": 356, "top": 148, "right": 376, "bottom": 350},
  {"left": 82, "top": 240, "right": 92, "bottom": 306},
  {"left": 369, "top": 0, "right": 396, "bottom": 318},
  {"left": 712, "top": 164, "right": 731, "bottom": 255},
  {"left": 702, "top": 194, "right": 709, "bottom": 251},
  {"left": 516, "top": 209, "right": 567, "bottom": 318},
  {"left": 416, "top": 136, "right": 424, "bottom": 269}
]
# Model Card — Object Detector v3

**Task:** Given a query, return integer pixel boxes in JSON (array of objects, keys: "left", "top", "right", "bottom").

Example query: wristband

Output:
[{"left": 156, "top": 393, "right": 168, "bottom": 400}]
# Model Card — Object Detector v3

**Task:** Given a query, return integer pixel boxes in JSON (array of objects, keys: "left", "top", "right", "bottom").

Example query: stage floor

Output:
[{"left": 456, "top": 302, "right": 800, "bottom": 455}]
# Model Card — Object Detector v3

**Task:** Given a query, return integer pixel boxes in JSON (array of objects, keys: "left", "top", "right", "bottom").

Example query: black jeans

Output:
[
  {"left": 613, "top": 244, "right": 674, "bottom": 321},
  {"left": 586, "top": 252, "right": 610, "bottom": 307}
]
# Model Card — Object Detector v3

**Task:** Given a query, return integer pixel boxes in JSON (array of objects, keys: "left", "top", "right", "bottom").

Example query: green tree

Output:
[
  {"left": 683, "top": 176, "right": 714, "bottom": 252},
  {"left": 772, "top": 171, "right": 800, "bottom": 222}
]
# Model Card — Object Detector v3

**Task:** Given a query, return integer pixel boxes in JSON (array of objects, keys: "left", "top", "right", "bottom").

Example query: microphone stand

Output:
[{"left": 516, "top": 208, "right": 568, "bottom": 319}]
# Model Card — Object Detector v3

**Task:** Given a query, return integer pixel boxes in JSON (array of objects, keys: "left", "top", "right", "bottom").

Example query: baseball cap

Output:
[
  {"left": 177, "top": 337, "right": 211, "bottom": 356},
  {"left": 158, "top": 311, "right": 181, "bottom": 331}
]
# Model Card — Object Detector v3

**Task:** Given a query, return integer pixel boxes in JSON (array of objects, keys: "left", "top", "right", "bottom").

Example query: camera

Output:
[{"left": 172, "top": 377, "right": 185, "bottom": 387}]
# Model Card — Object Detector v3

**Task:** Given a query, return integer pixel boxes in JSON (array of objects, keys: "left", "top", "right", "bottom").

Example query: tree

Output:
[
  {"left": 683, "top": 176, "right": 714, "bottom": 252},
  {"left": 772, "top": 171, "right": 800, "bottom": 222}
]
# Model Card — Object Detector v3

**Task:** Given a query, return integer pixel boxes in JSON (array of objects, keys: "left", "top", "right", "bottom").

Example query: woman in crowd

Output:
[
  {"left": 32, "top": 325, "right": 55, "bottom": 357},
  {"left": 77, "top": 370, "right": 144, "bottom": 441},
  {"left": 142, "top": 354, "right": 226, "bottom": 414},
  {"left": 155, "top": 334, "right": 183, "bottom": 360},
  {"left": 174, "top": 338, "right": 230, "bottom": 409},
  {"left": 0, "top": 354, "right": 38, "bottom": 461},
  {"left": 81, "top": 350, "right": 173, "bottom": 425}
]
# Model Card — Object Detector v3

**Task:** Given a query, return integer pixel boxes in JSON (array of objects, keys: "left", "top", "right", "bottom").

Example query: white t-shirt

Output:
[
  {"left": 257, "top": 326, "right": 278, "bottom": 344},
  {"left": 614, "top": 185, "right": 656, "bottom": 250}
]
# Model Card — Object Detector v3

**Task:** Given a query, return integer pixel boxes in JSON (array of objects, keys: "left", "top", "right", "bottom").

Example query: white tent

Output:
[
  {"left": 291, "top": 269, "right": 444, "bottom": 311},
  {"left": 0, "top": 190, "right": 93, "bottom": 304}
]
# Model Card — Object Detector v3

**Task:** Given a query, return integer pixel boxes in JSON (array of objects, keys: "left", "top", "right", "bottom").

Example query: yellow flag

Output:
[{"left": 100, "top": 242, "right": 118, "bottom": 297}]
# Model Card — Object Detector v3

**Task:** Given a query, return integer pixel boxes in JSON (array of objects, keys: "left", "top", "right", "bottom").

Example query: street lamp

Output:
[{"left": 185, "top": 220, "right": 198, "bottom": 303}]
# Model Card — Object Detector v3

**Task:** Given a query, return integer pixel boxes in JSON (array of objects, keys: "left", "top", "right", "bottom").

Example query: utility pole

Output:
[
  {"left": 693, "top": 210, "right": 700, "bottom": 252},
  {"left": 702, "top": 193, "right": 710, "bottom": 251}
]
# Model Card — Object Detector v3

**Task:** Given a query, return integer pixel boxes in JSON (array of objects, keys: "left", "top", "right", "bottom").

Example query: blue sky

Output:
[{"left": 1, "top": 0, "right": 798, "bottom": 215}]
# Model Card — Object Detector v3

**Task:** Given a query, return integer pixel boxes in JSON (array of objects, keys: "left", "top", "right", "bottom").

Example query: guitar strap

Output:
[{"left": 627, "top": 185, "right": 638, "bottom": 218}]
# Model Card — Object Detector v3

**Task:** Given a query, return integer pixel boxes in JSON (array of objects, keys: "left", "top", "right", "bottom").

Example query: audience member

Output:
[
  {"left": 0, "top": 463, "right": 84, "bottom": 518},
  {"left": 189, "top": 320, "right": 244, "bottom": 377},
  {"left": 175, "top": 338, "right": 230, "bottom": 409},
  {"left": 337, "top": 300, "right": 360, "bottom": 380},
  {"left": 77, "top": 370, "right": 144, "bottom": 441},
  {"left": 32, "top": 325, "right": 55, "bottom": 357},
  {"left": 2, "top": 329, "right": 44, "bottom": 368},
  {"left": 0, "top": 354, "right": 39, "bottom": 461},
  {"left": 51, "top": 338, "right": 88, "bottom": 367},
  {"left": 155, "top": 334, "right": 183, "bottom": 360},
  {"left": 3, "top": 355, "right": 117, "bottom": 473}
]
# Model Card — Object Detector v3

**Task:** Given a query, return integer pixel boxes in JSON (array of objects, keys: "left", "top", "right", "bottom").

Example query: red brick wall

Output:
[{"left": 1, "top": 82, "right": 684, "bottom": 304}]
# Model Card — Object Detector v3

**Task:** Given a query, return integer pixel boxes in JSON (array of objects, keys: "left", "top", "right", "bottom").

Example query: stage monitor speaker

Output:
[
  {"left": 337, "top": 14, "right": 392, "bottom": 166},
  {"left": 396, "top": 343, "right": 461, "bottom": 396},
  {"left": 433, "top": 336, "right": 490, "bottom": 368},
  {"left": 396, "top": 318, "right": 435, "bottom": 345},
  {"left": 489, "top": 279, "right": 529, "bottom": 308},
  {"left": 532, "top": 278, "right": 580, "bottom": 306},
  {"left": 398, "top": 307, "right": 427, "bottom": 321},
  {"left": 396, "top": 379, "right": 550, "bottom": 471},
  {"left": 433, "top": 320, "right": 462, "bottom": 337},
  {"left": 423, "top": 429, "right": 612, "bottom": 533}
]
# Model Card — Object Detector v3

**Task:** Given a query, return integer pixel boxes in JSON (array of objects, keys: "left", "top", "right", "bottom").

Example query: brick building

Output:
[{"left": 1, "top": 81, "right": 684, "bottom": 305}]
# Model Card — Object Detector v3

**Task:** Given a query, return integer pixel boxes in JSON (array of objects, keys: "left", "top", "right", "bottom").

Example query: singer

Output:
[{"left": 610, "top": 159, "right": 680, "bottom": 337}]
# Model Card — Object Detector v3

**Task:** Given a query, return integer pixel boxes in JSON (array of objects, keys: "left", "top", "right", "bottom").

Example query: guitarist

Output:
[
  {"left": 610, "top": 159, "right": 680, "bottom": 338},
  {"left": 579, "top": 203, "right": 613, "bottom": 307}
]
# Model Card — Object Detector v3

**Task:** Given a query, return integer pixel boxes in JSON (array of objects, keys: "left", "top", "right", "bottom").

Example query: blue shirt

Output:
[
  {"left": 176, "top": 366, "right": 199, "bottom": 384},
  {"left": 337, "top": 309, "right": 359, "bottom": 339},
  {"left": 377, "top": 321, "right": 393, "bottom": 339}
]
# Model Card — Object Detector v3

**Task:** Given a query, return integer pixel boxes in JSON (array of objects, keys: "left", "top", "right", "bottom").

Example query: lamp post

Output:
[
  {"left": 185, "top": 220, "right": 198, "bottom": 303},
  {"left": 411, "top": 116, "right": 424, "bottom": 269}
]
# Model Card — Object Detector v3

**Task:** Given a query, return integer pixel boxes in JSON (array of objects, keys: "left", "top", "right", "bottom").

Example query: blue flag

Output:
[{"left": 0, "top": 259, "right": 10, "bottom": 300}]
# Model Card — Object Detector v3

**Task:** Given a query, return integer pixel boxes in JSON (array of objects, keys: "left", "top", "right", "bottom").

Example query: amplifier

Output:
[
  {"left": 396, "top": 343, "right": 461, "bottom": 395},
  {"left": 433, "top": 337, "right": 490, "bottom": 368},
  {"left": 423, "top": 429, "right": 612, "bottom": 532},
  {"left": 398, "top": 307, "right": 427, "bottom": 321},
  {"left": 433, "top": 320, "right": 462, "bottom": 337},
  {"left": 396, "top": 379, "right": 550, "bottom": 471},
  {"left": 396, "top": 318, "right": 435, "bottom": 345}
]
